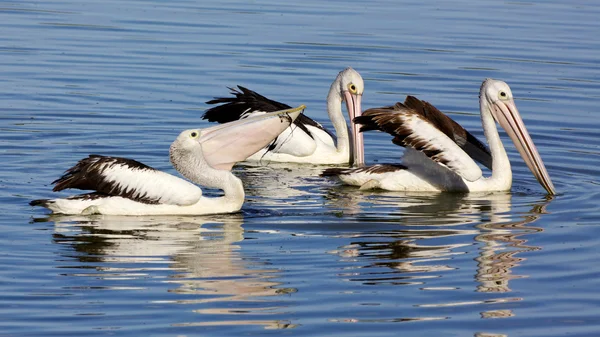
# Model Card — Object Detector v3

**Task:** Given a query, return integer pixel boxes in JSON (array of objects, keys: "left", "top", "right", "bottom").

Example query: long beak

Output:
[
  {"left": 200, "top": 105, "right": 305, "bottom": 171},
  {"left": 344, "top": 91, "right": 364, "bottom": 166},
  {"left": 493, "top": 99, "right": 556, "bottom": 195}
]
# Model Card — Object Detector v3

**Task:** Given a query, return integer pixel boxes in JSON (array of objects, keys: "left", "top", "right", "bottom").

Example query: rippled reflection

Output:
[
  {"left": 236, "top": 163, "right": 326, "bottom": 209},
  {"left": 325, "top": 189, "right": 553, "bottom": 323},
  {"left": 475, "top": 333, "right": 507, "bottom": 337},
  {"left": 48, "top": 214, "right": 296, "bottom": 329},
  {"left": 474, "top": 197, "right": 551, "bottom": 293}
]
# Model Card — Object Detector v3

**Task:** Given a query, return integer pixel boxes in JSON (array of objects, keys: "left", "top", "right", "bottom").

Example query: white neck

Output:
[
  {"left": 480, "top": 99, "right": 512, "bottom": 189},
  {"left": 171, "top": 149, "right": 245, "bottom": 213},
  {"left": 327, "top": 78, "right": 350, "bottom": 155}
]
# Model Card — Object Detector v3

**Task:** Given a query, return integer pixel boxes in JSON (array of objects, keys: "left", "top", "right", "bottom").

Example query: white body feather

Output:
[
  {"left": 45, "top": 194, "right": 242, "bottom": 216},
  {"left": 401, "top": 114, "right": 483, "bottom": 181},
  {"left": 338, "top": 149, "right": 510, "bottom": 192},
  {"left": 247, "top": 123, "right": 347, "bottom": 164},
  {"left": 93, "top": 160, "right": 203, "bottom": 205}
]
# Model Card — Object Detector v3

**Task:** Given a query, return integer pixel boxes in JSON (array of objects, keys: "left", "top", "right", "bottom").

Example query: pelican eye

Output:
[
  {"left": 347, "top": 83, "right": 358, "bottom": 94},
  {"left": 190, "top": 131, "right": 199, "bottom": 138},
  {"left": 499, "top": 91, "right": 507, "bottom": 99}
]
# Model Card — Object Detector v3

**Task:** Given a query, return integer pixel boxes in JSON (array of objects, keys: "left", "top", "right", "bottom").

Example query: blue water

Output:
[{"left": 2, "top": 0, "right": 600, "bottom": 336}]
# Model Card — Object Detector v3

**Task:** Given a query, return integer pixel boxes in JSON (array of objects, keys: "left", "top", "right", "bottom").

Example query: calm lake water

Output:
[{"left": 2, "top": 0, "right": 600, "bottom": 336}]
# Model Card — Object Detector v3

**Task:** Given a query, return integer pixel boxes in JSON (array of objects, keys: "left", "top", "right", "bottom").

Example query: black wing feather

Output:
[
  {"left": 204, "top": 86, "right": 335, "bottom": 140},
  {"left": 321, "top": 164, "right": 407, "bottom": 177},
  {"left": 50, "top": 155, "right": 161, "bottom": 204},
  {"left": 355, "top": 96, "right": 493, "bottom": 170}
]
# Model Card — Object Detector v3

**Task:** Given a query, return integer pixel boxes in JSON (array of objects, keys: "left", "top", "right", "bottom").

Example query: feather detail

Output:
[
  {"left": 51, "top": 155, "right": 202, "bottom": 206},
  {"left": 204, "top": 86, "right": 335, "bottom": 141},
  {"left": 355, "top": 96, "right": 490, "bottom": 182},
  {"left": 321, "top": 164, "right": 407, "bottom": 177},
  {"left": 357, "top": 96, "right": 492, "bottom": 170}
]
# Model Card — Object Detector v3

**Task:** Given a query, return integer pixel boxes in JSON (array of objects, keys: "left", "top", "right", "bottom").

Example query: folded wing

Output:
[
  {"left": 356, "top": 96, "right": 492, "bottom": 182},
  {"left": 52, "top": 155, "right": 203, "bottom": 206}
]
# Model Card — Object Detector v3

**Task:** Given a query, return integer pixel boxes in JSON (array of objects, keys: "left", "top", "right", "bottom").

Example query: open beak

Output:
[
  {"left": 199, "top": 105, "right": 305, "bottom": 171},
  {"left": 344, "top": 91, "right": 364, "bottom": 166},
  {"left": 492, "top": 99, "right": 556, "bottom": 195}
]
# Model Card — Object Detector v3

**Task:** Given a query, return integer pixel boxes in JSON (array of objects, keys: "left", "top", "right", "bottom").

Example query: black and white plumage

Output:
[
  {"left": 323, "top": 79, "right": 556, "bottom": 194},
  {"left": 321, "top": 163, "right": 407, "bottom": 176},
  {"left": 358, "top": 96, "right": 493, "bottom": 172},
  {"left": 31, "top": 155, "right": 202, "bottom": 207},
  {"left": 205, "top": 86, "right": 335, "bottom": 144},
  {"left": 30, "top": 106, "right": 305, "bottom": 215},
  {"left": 355, "top": 95, "right": 492, "bottom": 182},
  {"left": 203, "top": 67, "right": 365, "bottom": 165}
]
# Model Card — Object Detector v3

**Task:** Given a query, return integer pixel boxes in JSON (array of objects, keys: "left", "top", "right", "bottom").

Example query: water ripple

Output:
[{"left": 2, "top": 0, "right": 600, "bottom": 336}]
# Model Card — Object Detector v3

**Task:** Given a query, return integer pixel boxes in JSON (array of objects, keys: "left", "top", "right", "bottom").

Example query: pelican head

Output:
[
  {"left": 170, "top": 129, "right": 204, "bottom": 162},
  {"left": 480, "top": 79, "right": 556, "bottom": 195},
  {"left": 336, "top": 67, "right": 365, "bottom": 166}
]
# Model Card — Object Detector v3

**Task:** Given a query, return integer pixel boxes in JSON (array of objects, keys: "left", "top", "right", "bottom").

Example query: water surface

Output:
[{"left": 1, "top": 0, "right": 600, "bottom": 336}]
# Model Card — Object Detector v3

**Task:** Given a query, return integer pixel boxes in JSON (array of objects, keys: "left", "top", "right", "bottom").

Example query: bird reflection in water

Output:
[
  {"left": 325, "top": 190, "right": 484, "bottom": 283},
  {"left": 47, "top": 214, "right": 297, "bottom": 330},
  {"left": 324, "top": 187, "right": 552, "bottom": 322},
  {"left": 474, "top": 196, "right": 551, "bottom": 292},
  {"left": 234, "top": 162, "right": 329, "bottom": 211}
]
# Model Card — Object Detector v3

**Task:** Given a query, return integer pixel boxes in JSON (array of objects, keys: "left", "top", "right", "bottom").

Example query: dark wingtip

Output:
[
  {"left": 359, "top": 125, "right": 380, "bottom": 133},
  {"left": 29, "top": 199, "right": 49, "bottom": 207},
  {"left": 354, "top": 115, "right": 381, "bottom": 133},
  {"left": 321, "top": 164, "right": 408, "bottom": 178},
  {"left": 403, "top": 95, "right": 422, "bottom": 106},
  {"left": 237, "top": 85, "right": 251, "bottom": 93},
  {"left": 320, "top": 168, "right": 346, "bottom": 177},
  {"left": 204, "top": 86, "right": 242, "bottom": 107},
  {"left": 353, "top": 115, "right": 371, "bottom": 124},
  {"left": 203, "top": 86, "right": 295, "bottom": 125}
]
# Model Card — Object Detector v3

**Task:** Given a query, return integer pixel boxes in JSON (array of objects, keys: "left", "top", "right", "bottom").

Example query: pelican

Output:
[
  {"left": 203, "top": 67, "right": 365, "bottom": 165},
  {"left": 322, "top": 79, "right": 556, "bottom": 195},
  {"left": 30, "top": 105, "right": 305, "bottom": 215}
]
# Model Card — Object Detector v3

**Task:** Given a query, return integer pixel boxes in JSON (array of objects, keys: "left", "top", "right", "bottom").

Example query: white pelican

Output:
[
  {"left": 322, "top": 79, "right": 556, "bottom": 195},
  {"left": 203, "top": 67, "right": 365, "bottom": 165},
  {"left": 30, "top": 105, "right": 305, "bottom": 215}
]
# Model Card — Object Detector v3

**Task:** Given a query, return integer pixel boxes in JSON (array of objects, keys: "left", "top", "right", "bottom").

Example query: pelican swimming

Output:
[
  {"left": 203, "top": 67, "right": 365, "bottom": 165},
  {"left": 322, "top": 79, "right": 556, "bottom": 195},
  {"left": 30, "top": 105, "right": 305, "bottom": 215}
]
